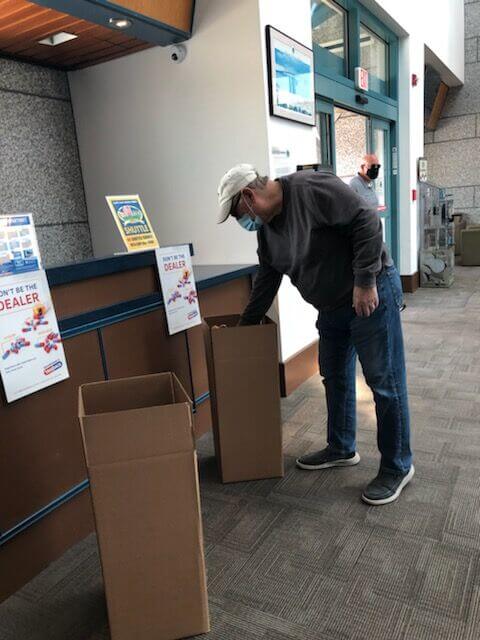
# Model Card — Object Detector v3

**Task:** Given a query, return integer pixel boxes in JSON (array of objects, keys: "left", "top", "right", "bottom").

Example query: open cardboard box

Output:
[
  {"left": 78, "top": 372, "right": 209, "bottom": 640},
  {"left": 203, "top": 315, "right": 283, "bottom": 483}
]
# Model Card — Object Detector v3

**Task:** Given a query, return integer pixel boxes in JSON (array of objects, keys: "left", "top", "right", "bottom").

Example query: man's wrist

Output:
[{"left": 354, "top": 274, "right": 376, "bottom": 289}]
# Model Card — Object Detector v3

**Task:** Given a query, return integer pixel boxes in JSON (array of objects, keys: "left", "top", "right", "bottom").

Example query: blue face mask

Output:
[
  {"left": 237, "top": 214, "right": 263, "bottom": 232},
  {"left": 236, "top": 196, "right": 263, "bottom": 232}
]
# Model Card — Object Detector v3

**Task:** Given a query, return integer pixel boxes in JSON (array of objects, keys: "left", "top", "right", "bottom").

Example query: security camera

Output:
[{"left": 169, "top": 44, "right": 187, "bottom": 63}]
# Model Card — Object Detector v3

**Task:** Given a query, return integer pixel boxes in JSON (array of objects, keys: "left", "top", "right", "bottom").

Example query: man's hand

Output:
[{"left": 353, "top": 285, "right": 379, "bottom": 318}]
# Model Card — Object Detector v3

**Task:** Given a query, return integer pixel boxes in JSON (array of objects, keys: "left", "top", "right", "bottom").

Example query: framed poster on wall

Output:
[{"left": 266, "top": 25, "right": 315, "bottom": 126}]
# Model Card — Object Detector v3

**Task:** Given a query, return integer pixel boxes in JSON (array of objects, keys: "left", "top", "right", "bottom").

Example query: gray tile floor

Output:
[{"left": 2, "top": 266, "right": 480, "bottom": 640}]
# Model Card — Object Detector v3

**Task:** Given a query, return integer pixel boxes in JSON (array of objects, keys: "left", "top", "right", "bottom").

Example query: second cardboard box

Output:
[{"left": 203, "top": 315, "right": 283, "bottom": 483}]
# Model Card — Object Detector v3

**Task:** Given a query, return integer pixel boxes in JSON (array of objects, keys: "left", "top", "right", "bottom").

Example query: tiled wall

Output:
[
  {"left": 425, "top": 0, "right": 480, "bottom": 223},
  {"left": 0, "top": 57, "right": 93, "bottom": 267}
]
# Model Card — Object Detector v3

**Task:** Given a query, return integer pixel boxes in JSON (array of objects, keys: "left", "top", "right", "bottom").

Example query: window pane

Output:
[
  {"left": 360, "top": 24, "right": 387, "bottom": 82},
  {"left": 312, "top": 0, "right": 346, "bottom": 62},
  {"left": 315, "top": 113, "right": 324, "bottom": 164},
  {"left": 315, "top": 112, "right": 332, "bottom": 166},
  {"left": 333, "top": 107, "right": 368, "bottom": 184}
]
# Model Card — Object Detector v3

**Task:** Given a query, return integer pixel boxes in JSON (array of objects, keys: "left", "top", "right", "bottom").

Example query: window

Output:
[
  {"left": 334, "top": 107, "right": 367, "bottom": 183},
  {"left": 360, "top": 24, "right": 388, "bottom": 93},
  {"left": 311, "top": 0, "right": 347, "bottom": 76}
]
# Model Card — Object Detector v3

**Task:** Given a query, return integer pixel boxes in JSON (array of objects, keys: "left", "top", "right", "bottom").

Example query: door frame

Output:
[
  {"left": 313, "top": 0, "right": 400, "bottom": 264},
  {"left": 316, "top": 96, "right": 399, "bottom": 265},
  {"left": 316, "top": 98, "right": 336, "bottom": 170},
  {"left": 370, "top": 116, "right": 393, "bottom": 253}
]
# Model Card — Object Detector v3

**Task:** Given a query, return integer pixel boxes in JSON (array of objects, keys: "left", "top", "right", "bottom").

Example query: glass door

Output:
[
  {"left": 370, "top": 117, "right": 392, "bottom": 251},
  {"left": 317, "top": 101, "right": 396, "bottom": 260}
]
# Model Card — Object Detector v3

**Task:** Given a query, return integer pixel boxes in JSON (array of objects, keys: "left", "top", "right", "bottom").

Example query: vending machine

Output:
[{"left": 419, "top": 183, "right": 455, "bottom": 288}]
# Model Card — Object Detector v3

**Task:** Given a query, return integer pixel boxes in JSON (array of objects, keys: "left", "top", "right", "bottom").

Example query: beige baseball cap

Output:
[{"left": 217, "top": 163, "right": 258, "bottom": 224}]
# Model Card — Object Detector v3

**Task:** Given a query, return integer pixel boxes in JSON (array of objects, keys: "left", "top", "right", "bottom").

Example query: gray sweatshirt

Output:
[
  {"left": 239, "top": 170, "right": 391, "bottom": 325},
  {"left": 349, "top": 174, "right": 380, "bottom": 209}
]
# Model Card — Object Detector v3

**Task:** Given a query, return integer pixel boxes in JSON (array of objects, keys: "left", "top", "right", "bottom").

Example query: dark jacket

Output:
[{"left": 240, "top": 170, "right": 391, "bottom": 325}]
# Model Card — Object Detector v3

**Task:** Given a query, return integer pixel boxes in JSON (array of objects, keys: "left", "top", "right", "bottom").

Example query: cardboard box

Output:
[
  {"left": 203, "top": 315, "right": 283, "bottom": 483},
  {"left": 461, "top": 226, "right": 480, "bottom": 265},
  {"left": 78, "top": 372, "right": 209, "bottom": 640}
]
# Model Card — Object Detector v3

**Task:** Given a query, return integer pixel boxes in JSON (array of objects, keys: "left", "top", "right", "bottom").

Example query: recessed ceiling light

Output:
[
  {"left": 39, "top": 32, "right": 78, "bottom": 46},
  {"left": 108, "top": 17, "right": 132, "bottom": 29}
]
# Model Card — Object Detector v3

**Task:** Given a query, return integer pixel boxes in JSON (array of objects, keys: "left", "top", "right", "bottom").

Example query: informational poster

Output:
[
  {"left": 106, "top": 195, "right": 159, "bottom": 252},
  {"left": 0, "top": 214, "right": 42, "bottom": 277},
  {"left": 0, "top": 270, "right": 69, "bottom": 402},
  {"left": 155, "top": 245, "right": 201, "bottom": 335}
]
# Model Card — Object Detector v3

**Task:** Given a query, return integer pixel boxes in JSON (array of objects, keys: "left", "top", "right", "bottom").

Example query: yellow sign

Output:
[{"left": 106, "top": 195, "right": 159, "bottom": 252}]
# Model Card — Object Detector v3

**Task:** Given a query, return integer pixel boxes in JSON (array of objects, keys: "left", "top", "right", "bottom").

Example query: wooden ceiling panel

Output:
[
  {"left": 1, "top": 15, "right": 84, "bottom": 50},
  {"left": 0, "top": 0, "right": 155, "bottom": 70},
  {"left": 74, "top": 41, "right": 151, "bottom": 70},
  {"left": 19, "top": 34, "right": 115, "bottom": 63},
  {"left": 110, "top": 0, "right": 193, "bottom": 33},
  {"left": 9, "top": 21, "right": 104, "bottom": 56}
]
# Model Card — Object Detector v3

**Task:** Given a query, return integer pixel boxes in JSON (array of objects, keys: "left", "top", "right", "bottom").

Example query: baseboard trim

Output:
[
  {"left": 279, "top": 340, "right": 319, "bottom": 397},
  {"left": 401, "top": 272, "right": 419, "bottom": 293}
]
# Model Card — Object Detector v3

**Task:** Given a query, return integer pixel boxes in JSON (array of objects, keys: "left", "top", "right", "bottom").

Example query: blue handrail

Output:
[{"left": 0, "top": 480, "right": 90, "bottom": 547}]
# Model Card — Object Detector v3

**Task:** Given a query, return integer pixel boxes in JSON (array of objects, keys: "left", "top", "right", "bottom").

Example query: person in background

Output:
[
  {"left": 216, "top": 164, "right": 414, "bottom": 506},
  {"left": 350, "top": 154, "right": 406, "bottom": 312},
  {"left": 349, "top": 154, "right": 381, "bottom": 209}
]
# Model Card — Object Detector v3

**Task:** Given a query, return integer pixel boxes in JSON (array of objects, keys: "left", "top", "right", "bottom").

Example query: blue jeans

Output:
[{"left": 317, "top": 265, "right": 412, "bottom": 475}]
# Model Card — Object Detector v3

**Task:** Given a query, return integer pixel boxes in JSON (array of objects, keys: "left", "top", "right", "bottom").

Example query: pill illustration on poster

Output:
[
  {"left": 177, "top": 268, "right": 191, "bottom": 289},
  {"left": 168, "top": 290, "right": 182, "bottom": 305},
  {"left": 2, "top": 336, "right": 31, "bottom": 360},
  {"left": 185, "top": 289, "right": 198, "bottom": 305},
  {"left": 22, "top": 303, "right": 49, "bottom": 332},
  {"left": 35, "top": 332, "right": 62, "bottom": 354}
]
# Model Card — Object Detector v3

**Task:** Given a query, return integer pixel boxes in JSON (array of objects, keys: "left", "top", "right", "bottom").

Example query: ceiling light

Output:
[
  {"left": 39, "top": 32, "right": 78, "bottom": 46},
  {"left": 108, "top": 17, "right": 132, "bottom": 29}
]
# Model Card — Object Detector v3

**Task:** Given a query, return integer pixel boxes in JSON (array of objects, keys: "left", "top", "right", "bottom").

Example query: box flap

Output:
[
  {"left": 204, "top": 314, "right": 275, "bottom": 329},
  {"left": 80, "top": 403, "right": 194, "bottom": 466},
  {"left": 79, "top": 372, "right": 192, "bottom": 415},
  {"left": 78, "top": 372, "right": 195, "bottom": 467},
  {"left": 211, "top": 321, "right": 278, "bottom": 360}
]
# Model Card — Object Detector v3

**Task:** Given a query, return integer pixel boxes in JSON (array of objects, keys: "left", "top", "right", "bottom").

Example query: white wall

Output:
[
  {"left": 69, "top": 0, "right": 321, "bottom": 363},
  {"left": 398, "top": 36, "right": 425, "bottom": 275},
  {"left": 259, "top": 0, "right": 320, "bottom": 361},
  {"left": 68, "top": 0, "right": 269, "bottom": 265},
  {"left": 361, "top": 0, "right": 464, "bottom": 85}
]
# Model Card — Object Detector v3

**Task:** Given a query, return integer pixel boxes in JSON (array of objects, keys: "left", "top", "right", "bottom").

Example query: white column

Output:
[{"left": 398, "top": 35, "right": 425, "bottom": 276}]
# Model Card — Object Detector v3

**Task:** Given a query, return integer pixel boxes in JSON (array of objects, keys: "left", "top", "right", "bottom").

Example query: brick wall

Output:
[
  {"left": 0, "top": 57, "right": 93, "bottom": 267},
  {"left": 425, "top": 0, "right": 480, "bottom": 223}
]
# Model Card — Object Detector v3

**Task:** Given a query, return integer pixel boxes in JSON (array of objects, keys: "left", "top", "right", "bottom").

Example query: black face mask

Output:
[{"left": 367, "top": 165, "right": 380, "bottom": 180}]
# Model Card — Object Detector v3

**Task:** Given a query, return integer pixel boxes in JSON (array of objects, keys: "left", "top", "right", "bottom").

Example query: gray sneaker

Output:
[
  {"left": 362, "top": 466, "right": 415, "bottom": 505},
  {"left": 296, "top": 447, "right": 361, "bottom": 470}
]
